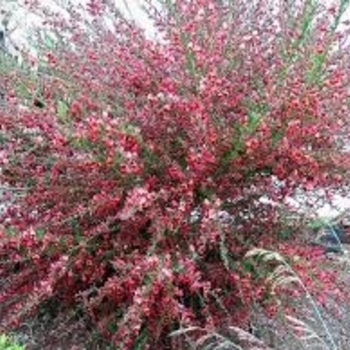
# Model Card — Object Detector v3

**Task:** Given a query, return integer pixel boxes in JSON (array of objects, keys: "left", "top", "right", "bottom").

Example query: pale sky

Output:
[{"left": 0, "top": 0, "right": 157, "bottom": 51}]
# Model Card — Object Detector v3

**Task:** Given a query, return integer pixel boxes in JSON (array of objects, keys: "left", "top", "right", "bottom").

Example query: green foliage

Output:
[
  {"left": 307, "top": 217, "right": 333, "bottom": 231},
  {"left": 0, "top": 335, "right": 24, "bottom": 350}
]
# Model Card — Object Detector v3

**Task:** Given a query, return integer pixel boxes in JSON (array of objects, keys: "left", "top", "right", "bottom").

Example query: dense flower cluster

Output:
[{"left": 1, "top": 0, "right": 350, "bottom": 347}]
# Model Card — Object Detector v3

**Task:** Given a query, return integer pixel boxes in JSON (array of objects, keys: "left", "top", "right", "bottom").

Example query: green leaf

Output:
[
  {"left": 35, "top": 228, "right": 46, "bottom": 239},
  {"left": 132, "top": 326, "right": 148, "bottom": 350},
  {"left": 57, "top": 100, "right": 69, "bottom": 122},
  {"left": 247, "top": 110, "right": 261, "bottom": 132},
  {"left": 271, "top": 130, "right": 284, "bottom": 146},
  {"left": 306, "top": 52, "right": 326, "bottom": 86},
  {"left": 0, "top": 335, "right": 7, "bottom": 347},
  {"left": 40, "top": 31, "right": 57, "bottom": 50}
]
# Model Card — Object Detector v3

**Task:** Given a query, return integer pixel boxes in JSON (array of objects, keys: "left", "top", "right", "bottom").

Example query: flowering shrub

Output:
[{"left": 1, "top": 0, "right": 350, "bottom": 348}]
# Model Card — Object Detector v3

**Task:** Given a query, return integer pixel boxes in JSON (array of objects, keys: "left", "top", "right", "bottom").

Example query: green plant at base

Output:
[{"left": 0, "top": 334, "right": 24, "bottom": 350}]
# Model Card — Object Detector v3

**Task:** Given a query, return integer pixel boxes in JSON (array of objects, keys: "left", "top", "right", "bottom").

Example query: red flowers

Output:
[
  {"left": 1, "top": 0, "right": 350, "bottom": 348},
  {"left": 69, "top": 100, "right": 83, "bottom": 119}
]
